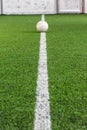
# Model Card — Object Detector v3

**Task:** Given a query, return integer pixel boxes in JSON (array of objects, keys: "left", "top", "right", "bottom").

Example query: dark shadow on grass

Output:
[
  {"left": 21, "top": 30, "right": 52, "bottom": 34},
  {"left": 21, "top": 30, "right": 39, "bottom": 34}
]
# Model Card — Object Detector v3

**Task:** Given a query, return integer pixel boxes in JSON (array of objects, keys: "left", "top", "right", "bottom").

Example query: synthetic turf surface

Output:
[
  {"left": 47, "top": 14, "right": 87, "bottom": 130},
  {"left": 0, "top": 15, "right": 40, "bottom": 130},
  {"left": 0, "top": 14, "right": 87, "bottom": 130}
]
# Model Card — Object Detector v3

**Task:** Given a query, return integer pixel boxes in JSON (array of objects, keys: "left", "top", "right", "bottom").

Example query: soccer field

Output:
[
  {"left": 0, "top": 15, "right": 40, "bottom": 130},
  {"left": 47, "top": 15, "right": 87, "bottom": 130},
  {"left": 0, "top": 15, "right": 87, "bottom": 130}
]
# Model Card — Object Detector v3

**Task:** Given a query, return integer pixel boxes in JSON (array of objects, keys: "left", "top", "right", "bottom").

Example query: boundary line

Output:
[{"left": 34, "top": 15, "right": 51, "bottom": 130}]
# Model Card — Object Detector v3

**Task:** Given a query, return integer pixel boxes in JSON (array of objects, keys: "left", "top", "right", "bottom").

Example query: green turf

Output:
[
  {"left": 1, "top": 14, "right": 87, "bottom": 130},
  {"left": 47, "top": 14, "right": 87, "bottom": 130},
  {"left": 0, "top": 15, "right": 40, "bottom": 130}
]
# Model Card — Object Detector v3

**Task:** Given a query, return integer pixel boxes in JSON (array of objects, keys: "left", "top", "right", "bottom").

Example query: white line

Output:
[
  {"left": 42, "top": 14, "right": 45, "bottom": 21},
  {"left": 34, "top": 16, "right": 51, "bottom": 130}
]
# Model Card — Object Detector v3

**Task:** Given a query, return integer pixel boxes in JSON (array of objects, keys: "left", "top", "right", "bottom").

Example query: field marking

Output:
[{"left": 34, "top": 15, "right": 51, "bottom": 130}]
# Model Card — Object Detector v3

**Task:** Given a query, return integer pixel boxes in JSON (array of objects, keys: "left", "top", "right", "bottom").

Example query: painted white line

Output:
[
  {"left": 42, "top": 14, "right": 45, "bottom": 21},
  {"left": 34, "top": 16, "right": 51, "bottom": 130}
]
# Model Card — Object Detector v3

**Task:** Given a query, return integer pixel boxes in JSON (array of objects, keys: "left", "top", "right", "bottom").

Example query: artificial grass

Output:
[
  {"left": 0, "top": 15, "right": 40, "bottom": 130},
  {"left": 47, "top": 14, "right": 87, "bottom": 130}
]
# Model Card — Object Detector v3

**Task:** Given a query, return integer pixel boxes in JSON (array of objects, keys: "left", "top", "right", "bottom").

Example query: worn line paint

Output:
[{"left": 34, "top": 15, "right": 51, "bottom": 130}]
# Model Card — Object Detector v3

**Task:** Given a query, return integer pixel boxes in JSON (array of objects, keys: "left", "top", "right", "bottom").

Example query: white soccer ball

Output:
[{"left": 36, "top": 21, "right": 48, "bottom": 32}]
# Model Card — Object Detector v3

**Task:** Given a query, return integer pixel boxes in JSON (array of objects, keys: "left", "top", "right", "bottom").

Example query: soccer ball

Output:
[{"left": 36, "top": 21, "right": 48, "bottom": 32}]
